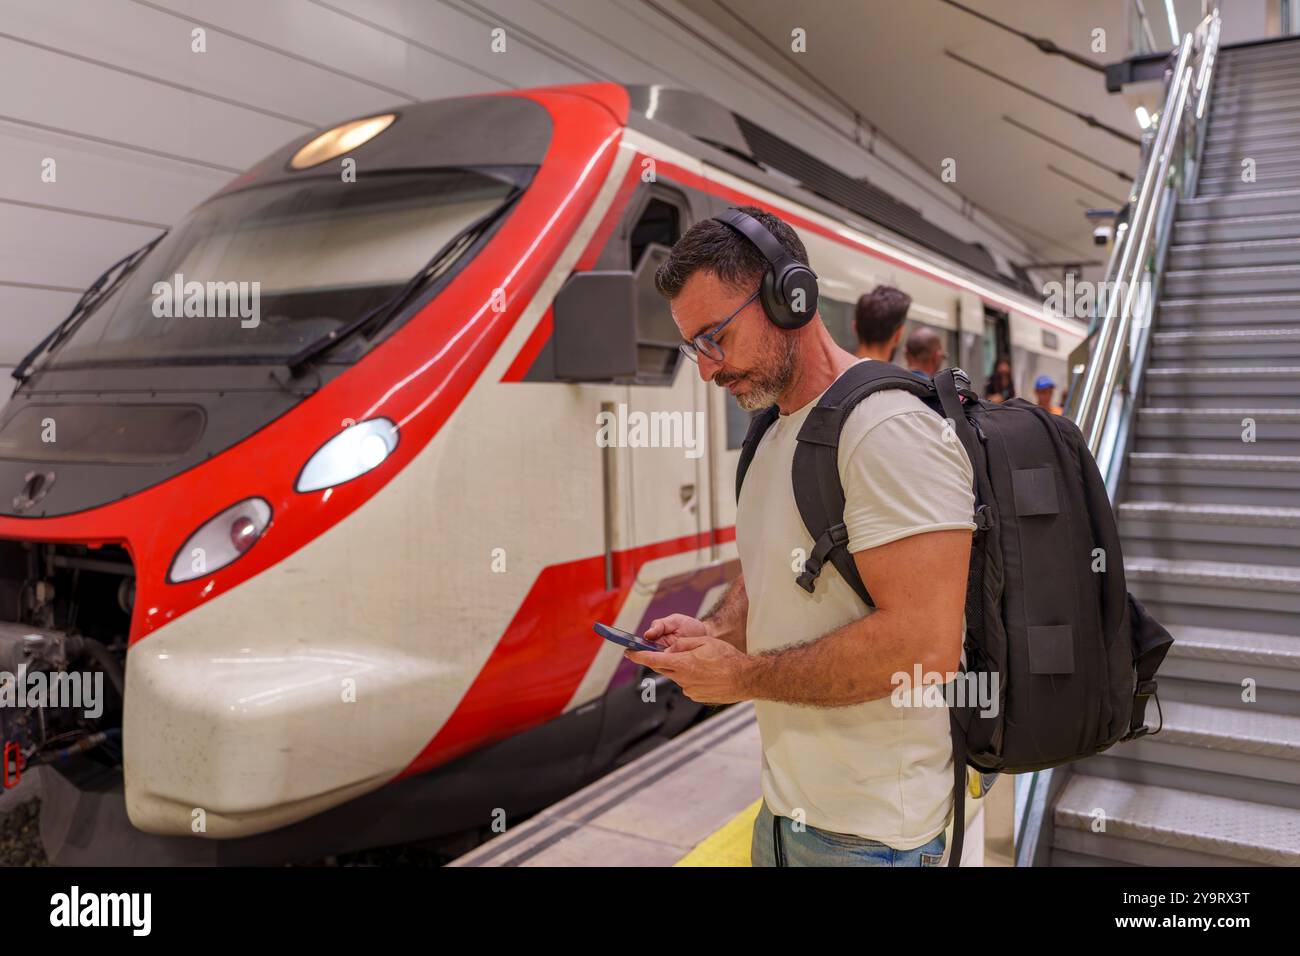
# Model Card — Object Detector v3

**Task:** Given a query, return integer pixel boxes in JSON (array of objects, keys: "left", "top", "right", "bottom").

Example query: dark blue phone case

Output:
[{"left": 593, "top": 622, "right": 665, "bottom": 653}]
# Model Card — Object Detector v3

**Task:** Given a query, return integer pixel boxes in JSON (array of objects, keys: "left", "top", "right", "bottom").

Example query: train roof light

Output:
[{"left": 290, "top": 114, "right": 396, "bottom": 170}]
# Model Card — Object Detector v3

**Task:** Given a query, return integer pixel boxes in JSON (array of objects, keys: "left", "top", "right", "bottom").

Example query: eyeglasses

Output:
[{"left": 678, "top": 288, "right": 761, "bottom": 364}]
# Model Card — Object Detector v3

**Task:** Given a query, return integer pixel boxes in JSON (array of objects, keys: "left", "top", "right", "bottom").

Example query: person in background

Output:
[
  {"left": 1033, "top": 374, "right": 1064, "bottom": 415},
  {"left": 903, "top": 326, "right": 946, "bottom": 381},
  {"left": 853, "top": 286, "right": 910, "bottom": 363},
  {"left": 985, "top": 356, "right": 1015, "bottom": 404}
]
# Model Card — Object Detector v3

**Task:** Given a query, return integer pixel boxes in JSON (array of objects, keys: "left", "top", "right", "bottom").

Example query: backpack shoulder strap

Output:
[
  {"left": 792, "top": 361, "right": 934, "bottom": 606},
  {"left": 735, "top": 404, "right": 780, "bottom": 503}
]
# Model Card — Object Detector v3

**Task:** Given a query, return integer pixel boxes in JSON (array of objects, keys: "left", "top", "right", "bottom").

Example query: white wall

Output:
[{"left": 0, "top": 0, "right": 1052, "bottom": 368}]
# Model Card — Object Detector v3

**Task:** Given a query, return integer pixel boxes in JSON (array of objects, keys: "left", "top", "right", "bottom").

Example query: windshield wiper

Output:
[
  {"left": 287, "top": 188, "right": 523, "bottom": 375},
  {"left": 12, "top": 232, "right": 167, "bottom": 384}
]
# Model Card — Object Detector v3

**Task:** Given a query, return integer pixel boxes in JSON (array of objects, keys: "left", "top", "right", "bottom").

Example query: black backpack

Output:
[{"left": 735, "top": 362, "right": 1173, "bottom": 867}]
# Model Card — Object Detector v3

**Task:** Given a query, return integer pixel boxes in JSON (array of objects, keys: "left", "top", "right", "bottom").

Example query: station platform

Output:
[{"left": 451, "top": 702, "right": 1005, "bottom": 867}]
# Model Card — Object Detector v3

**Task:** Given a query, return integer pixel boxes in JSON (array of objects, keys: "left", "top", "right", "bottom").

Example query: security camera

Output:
[{"left": 1093, "top": 224, "right": 1112, "bottom": 246}]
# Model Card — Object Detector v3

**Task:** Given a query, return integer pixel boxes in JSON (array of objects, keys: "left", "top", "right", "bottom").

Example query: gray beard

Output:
[{"left": 733, "top": 332, "right": 799, "bottom": 411}]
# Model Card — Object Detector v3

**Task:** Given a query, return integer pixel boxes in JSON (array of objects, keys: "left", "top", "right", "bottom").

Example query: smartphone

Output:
[{"left": 593, "top": 622, "right": 666, "bottom": 653}]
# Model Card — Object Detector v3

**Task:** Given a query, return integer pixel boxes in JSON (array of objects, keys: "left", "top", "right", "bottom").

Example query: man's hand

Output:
[
  {"left": 625, "top": 636, "right": 753, "bottom": 704},
  {"left": 644, "top": 613, "right": 710, "bottom": 649}
]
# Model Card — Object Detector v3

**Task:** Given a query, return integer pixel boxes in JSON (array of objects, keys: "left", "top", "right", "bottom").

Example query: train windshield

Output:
[{"left": 40, "top": 168, "right": 523, "bottom": 368}]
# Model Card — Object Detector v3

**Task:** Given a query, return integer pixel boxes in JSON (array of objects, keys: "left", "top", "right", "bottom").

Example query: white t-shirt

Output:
[{"left": 735, "top": 359, "right": 976, "bottom": 849}]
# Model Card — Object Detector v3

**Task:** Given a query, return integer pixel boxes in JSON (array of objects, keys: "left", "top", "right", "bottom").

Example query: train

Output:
[{"left": 0, "top": 82, "right": 1083, "bottom": 864}]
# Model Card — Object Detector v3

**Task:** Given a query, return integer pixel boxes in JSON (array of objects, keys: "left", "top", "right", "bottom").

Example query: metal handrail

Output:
[
  {"left": 1016, "top": 8, "right": 1221, "bottom": 868},
  {"left": 1068, "top": 9, "right": 1221, "bottom": 455}
]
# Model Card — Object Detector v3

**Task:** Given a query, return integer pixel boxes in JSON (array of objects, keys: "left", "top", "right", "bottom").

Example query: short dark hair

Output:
[
  {"left": 654, "top": 205, "right": 809, "bottom": 299},
  {"left": 854, "top": 286, "right": 911, "bottom": 347}
]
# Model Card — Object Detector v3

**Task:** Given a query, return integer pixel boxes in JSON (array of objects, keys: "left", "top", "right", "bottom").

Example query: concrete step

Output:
[
  {"left": 1151, "top": 327, "right": 1300, "bottom": 347},
  {"left": 1215, "top": 60, "right": 1300, "bottom": 83},
  {"left": 1215, "top": 62, "right": 1300, "bottom": 86},
  {"left": 1172, "top": 211, "right": 1300, "bottom": 245},
  {"left": 1211, "top": 67, "right": 1300, "bottom": 89},
  {"left": 1126, "top": 555, "right": 1300, "bottom": 637},
  {"left": 1120, "top": 500, "right": 1300, "bottom": 567},
  {"left": 1211, "top": 74, "right": 1300, "bottom": 99},
  {"left": 1208, "top": 101, "right": 1300, "bottom": 127},
  {"left": 1198, "top": 168, "right": 1300, "bottom": 196},
  {"left": 1080, "top": 744, "right": 1300, "bottom": 815},
  {"left": 1125, "top": 451, "right": 1300, "bottom": 505},
  {"left": 1210, "top": 84, "right": 1300, "bottom": 111},
  {"left": 1134, "top": 407, "right": 1300, "bottom": 455},
  {"left": 1052, "top": 775, "right": 1300, "bottom": 866},
  {"left": 1218, "top": 42, "right": 1300, "bottom": 63},
  {"left": 1157, "top": 624, "right": 1300, "bottom": 717},
  {"left": 1202, "top": 134, "right": 1300, "bottom": 165},
  {"left": 1142, "top": 366, "right": 1300, "bottom": 402},
  {"left": 1168, "top": 237, "right": 1300, "bottom": 269},
  {"left": 1163, "top": 262, "right": 1300, "bottom": 295},
  {"left": 1177, "top": 187, "right": 1300, "bottom": 220},
  {"left": 1218, "top": 41, "right": 1300, "bottom": 63},
  {"left": 1165, "top": 623, "right": 1300, "bottom": 672},
  {"left": 1148, "top": 327, "right": 1300, "bottom": 366},
  {"left": 1157, "top": 292, "right": 1300, "bottom": 327},
  {"left": 1208, "top": 102, "right": 1300, "bottom": 130},
  {"left": 1099, "top": 700, "right": 1300, "bottom": 800},
  {"left": 1205, "top": 119, "right": 1300, "bottom": 147}
]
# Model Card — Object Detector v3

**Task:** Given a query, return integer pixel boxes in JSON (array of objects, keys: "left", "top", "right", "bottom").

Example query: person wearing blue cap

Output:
[{"left": 1033, "top": 374, "right": 1063, "bottom": 415}]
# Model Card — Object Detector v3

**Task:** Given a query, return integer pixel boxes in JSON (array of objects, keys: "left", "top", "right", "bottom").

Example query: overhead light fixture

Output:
[
  {"left": 290, "top": 113, "right": 396, "bottom": 170},
  {"left": 1135, "top": 106, "right": 1152, "bottom": 129}
]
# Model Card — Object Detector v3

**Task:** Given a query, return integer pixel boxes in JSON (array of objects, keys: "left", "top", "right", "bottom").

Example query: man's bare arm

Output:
[
  {"left": 701, "top": 573, "right": 748, "bottom": 652},
  {"left": 740, "top": 530, "right": 969, "bottom": 706}
]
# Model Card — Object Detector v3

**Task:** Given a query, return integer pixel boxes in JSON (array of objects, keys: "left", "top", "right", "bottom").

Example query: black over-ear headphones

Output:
[{"left": 711, "top": 208, "right": 819, "bottom": 330}]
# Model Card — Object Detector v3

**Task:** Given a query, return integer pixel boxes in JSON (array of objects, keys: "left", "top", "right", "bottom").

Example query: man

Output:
[
  {"left": 853, "top": 285, "right": 909, "bottom": 363},
  {"left": 903, "top": 325, "right": 946, "bottom": 381},
  {"left": 1033, "top": 374, "right": 1064, "bottom": 415},
  {"left": 631, "top": 206, "right": 975, "bottom": 867}
]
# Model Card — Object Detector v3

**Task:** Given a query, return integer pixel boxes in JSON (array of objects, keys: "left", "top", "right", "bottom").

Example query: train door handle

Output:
[{"left": 679, "top": 483, "right": 697, "bottom": 513}]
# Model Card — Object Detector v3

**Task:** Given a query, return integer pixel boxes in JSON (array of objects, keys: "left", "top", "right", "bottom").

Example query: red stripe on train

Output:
[{"left": 399, "top": 525, "right": 735, "bottom": 776}]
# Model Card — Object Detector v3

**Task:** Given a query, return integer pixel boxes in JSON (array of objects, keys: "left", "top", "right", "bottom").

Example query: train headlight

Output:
[
  {"left": 168, "top": 498, "right": 272, "bottom": 584},
  {"left": 296, "top": 418, "right": 399, "bottom": 493}
]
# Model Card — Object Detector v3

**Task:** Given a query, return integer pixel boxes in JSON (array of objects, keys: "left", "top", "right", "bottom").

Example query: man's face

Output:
[
  {"left": 671, "top": 270, "right": 798, "bottom": 411},
  {"left": 1036, "top": 386, "right": 1054, "bottom": 406}
]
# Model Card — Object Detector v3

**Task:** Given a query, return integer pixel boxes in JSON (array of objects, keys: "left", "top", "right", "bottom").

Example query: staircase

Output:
[{"left": 1050, "top": 38, "right": 1300, "bottom": 866}]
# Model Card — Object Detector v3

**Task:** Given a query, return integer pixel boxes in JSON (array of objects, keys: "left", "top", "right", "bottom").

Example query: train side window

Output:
[
  {"left": 629, "top": 194, "right": 686, "bottom": 385},
  {"left": 631, "top": 198, "right": 679, "bottom": 271}
]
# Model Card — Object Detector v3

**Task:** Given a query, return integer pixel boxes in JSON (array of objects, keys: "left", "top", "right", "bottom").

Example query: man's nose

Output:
[{"left": 696, "top": 353, "right": 721, "bottom": 382}]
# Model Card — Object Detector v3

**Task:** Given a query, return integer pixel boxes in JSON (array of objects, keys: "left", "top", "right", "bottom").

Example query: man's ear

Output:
[{"left": 889, "top": 325, "right": 905, "bottom": 357}]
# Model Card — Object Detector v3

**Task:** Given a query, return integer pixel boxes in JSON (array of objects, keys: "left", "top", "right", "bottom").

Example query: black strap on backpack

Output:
[
  {"left": 1123, "top": 593, "right": 1175, "bottom": 741},
  {"left": 791, "top": 363, "right": 932, "bottom": 606}
]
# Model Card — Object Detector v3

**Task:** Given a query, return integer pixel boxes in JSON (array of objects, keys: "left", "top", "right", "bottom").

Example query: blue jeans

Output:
[{"left": 751, "top": 800, "right": 946, "bottom": 867}]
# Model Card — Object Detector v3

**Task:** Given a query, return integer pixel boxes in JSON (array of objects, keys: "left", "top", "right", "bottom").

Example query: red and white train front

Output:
[{"left": 0, "top": 83, "right": 687, "bottom": 861}]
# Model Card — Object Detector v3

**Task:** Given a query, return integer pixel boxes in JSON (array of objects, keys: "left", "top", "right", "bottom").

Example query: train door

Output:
[
  {"left": 611, "top": 186, "right": 719, "bottom": 606},
  {"left": 983, "top": 306, "right": 1011, "bottom": 391}
]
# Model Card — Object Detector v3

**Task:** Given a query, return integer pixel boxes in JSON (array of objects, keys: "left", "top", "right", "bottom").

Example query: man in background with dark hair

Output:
[
  {"left": 853, "top": 285, "right": 910, "bottom": 363},
  {"left": 903, "top": 326, "right": 946, "bottom": 382}
]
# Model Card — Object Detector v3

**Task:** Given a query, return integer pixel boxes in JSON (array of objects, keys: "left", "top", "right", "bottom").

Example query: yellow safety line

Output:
[{"left": 673, "top": 798, "right": 763, "bottom": 867}]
